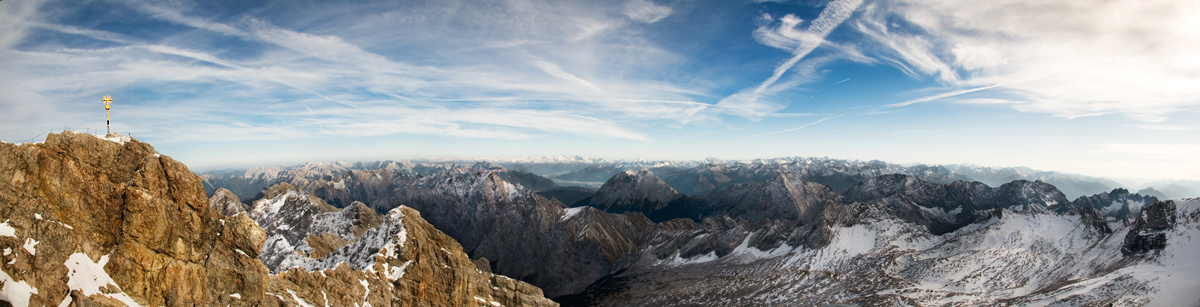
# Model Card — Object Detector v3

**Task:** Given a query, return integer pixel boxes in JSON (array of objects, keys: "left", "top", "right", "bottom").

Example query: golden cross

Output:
[{"left": 103, "top": 95, "right": 112, "bottom": 110}]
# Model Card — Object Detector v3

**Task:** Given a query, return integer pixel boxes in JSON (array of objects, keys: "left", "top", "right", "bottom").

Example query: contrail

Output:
[
  {"left": 753, "top": 0, "right": 864, "bottom": 95},
  {"left": 747, "top": 114, "right": 845, "bottom": 138}
]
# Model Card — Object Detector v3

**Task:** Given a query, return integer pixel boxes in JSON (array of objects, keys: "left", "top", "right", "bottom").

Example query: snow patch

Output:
[
  {"left": 561, "top": 207, "right": 585, "bottom": 222},
  {"left": 0, "top": 266, "right": 38, "bottom": 307},
  {"left": 64, "top": 253, "right": 145, "bottom": 306},
  {"left": 230, "top": 293, "right": 242, "bottom": 299},
  {"left": 91, "top": 133, "right": 132, "bottom": 145},
  {"left": 474, "top": 296, "right": 503, "bottom": 307},
  {"left": 659, "top": 251, "right": 719, "bottom": 267},
  {"left": 388, "top": 260, "right": 412, "bottom": 281},
  {"left": 729, "top": 234, "right": 795, "bottom": 262},
  {"left": 22, "top": 238, "right": 37, "bottom": 255},
  {"left": 287, "top": 289, "right": 317, "bottom": 307},
  {"left": 0, "top": 219, "right": 16, "bottom": 237}
]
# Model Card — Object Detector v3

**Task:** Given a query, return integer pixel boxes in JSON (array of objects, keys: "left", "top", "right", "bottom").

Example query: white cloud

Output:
[
  {"left": 855, "top": 0, "right": 1200, "bottom": 121},
  {"left": 623, "top": 0, "right": 673, "bottom": 24},
  {"left": 0, "top": 0, "right": 45, "bottom": 51},
  {"left": 0, "top": 0, "right": 716, "bottom": 145}
]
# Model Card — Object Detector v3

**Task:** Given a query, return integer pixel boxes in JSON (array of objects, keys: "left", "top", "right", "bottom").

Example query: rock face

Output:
[
  {"left": 0, "top": 131, "right": 556, "bottom": 307},
  {"left": 664, "top": 171, "right": 838, "bottom": 224},
  {"left": 839, "top": 174, "right": 1089, "bottom": 234},
  {"left": 577, "top": 169, "right": 686, "bottom": 215},
  {"left": 1073, "top": 188, "right": 1158, "bottom": 222},
  {"left": 1122, "top": 200, "right": 1177, "bottom": 256},
  {"left": 385, "top": 171, "right": 653, "bottom": 297},
  {"left": 249, "top": 166, "right": 659, "bottom": 298}
]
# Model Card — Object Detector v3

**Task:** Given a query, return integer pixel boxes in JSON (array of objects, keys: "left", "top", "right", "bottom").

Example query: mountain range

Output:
[
  {"left": 3, "top": 133, "right": 1197, "bottom": 306},
  {"left": 196, "top": 155, "right": 1199, "bottom": 306}
]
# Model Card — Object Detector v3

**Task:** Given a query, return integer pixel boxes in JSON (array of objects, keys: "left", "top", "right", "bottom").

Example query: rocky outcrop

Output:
[
  {"left": 577, "top": 169, "right": 686, "bottom": 216},
  {"left": 0, "top": 131, "right": 267, "bottom": 306},
  {"left": 1122, "top": 200, "right": 1178, "bottom": 256},
  {"left": 0, "top": 131, "right": 556, "bottom": 306},
  {"left": 209, "top": 188, "right": 248, "bottom": 216},
  {"left": 839, "top": 174, "right": 1082, "bottom": 234}
]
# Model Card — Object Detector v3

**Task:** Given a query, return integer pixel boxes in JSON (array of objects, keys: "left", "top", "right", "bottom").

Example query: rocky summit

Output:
[{"left": 0, "top": 131, "right": 556, "bottom": 307}]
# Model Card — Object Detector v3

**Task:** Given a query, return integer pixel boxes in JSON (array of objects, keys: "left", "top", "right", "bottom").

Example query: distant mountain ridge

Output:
[{"left": 200, "top": 156, "right": 1140, "bottom": 202}]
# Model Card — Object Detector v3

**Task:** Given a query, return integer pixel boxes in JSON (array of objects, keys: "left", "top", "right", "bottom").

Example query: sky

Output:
[{"left": 1, "top": 0, "right": 1198, "bottom": 181}]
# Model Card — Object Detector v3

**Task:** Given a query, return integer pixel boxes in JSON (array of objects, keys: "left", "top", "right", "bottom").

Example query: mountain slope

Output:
[
  {"left": 669, "top": 171, "right": 837, "bottom": 224},
  {"left": 570, "top": 191, "right": 1198, "bottom": 306},
  {"left": 576, "top": 169, "right": 686, "bottom": 215},
  {"left": 0, "top": 131, "right": 556, "bottom": 307}
]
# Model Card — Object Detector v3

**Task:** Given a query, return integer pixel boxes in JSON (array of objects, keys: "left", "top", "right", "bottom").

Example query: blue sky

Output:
[{"left": 2, "top": 0, "right": 1198, "bottom": 180}]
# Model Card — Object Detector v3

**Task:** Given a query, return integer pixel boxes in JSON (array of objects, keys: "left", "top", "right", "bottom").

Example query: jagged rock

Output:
[
  {"left": 1122, "top": 200, "right": 1178, "bottom": 256},
  {"left": 0, "top": 131, "right": 262, "bottom": 306},
  {"left": 270, "top": 167, "right": 655, "bottom": 297},
  {"left": 1073, "top": 188, "right": 1157, "bottom": 221},
  {"left": 0, "top": 131, "right": 557, "bottom": 306},
  {"left": 209, "top": 188, "right": 249, "bottom": 216},
  {"left": 839, "top": 174, "right": 1077, "bottom": 234}
]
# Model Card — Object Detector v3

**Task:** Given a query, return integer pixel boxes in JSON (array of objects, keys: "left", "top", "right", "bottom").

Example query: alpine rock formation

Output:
[{"left": 0, "top": 131, "right": 557, "bottom": 307}]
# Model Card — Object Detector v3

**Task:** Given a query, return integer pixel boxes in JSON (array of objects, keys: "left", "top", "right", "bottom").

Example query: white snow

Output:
[
  {"left": 474, "top": 296, "right": 503, "bottom": 307},
  {"left": 33, "top": 214, "right": 74, "bottom": 230},
  {"left": 359, "top": 279, "right": 371, "bottom": 301},
  {"left": 388, "top": 260, "right": 412, "bottom": 281},
  {"left": 659, "top": 251, "right": 719, "bottom": 266},
  {"left": 287, "top": 289, "right": 317, "bottom": 307},
  {"left": 91, "top": 133, "right": 132, "bottom": 145},
  {"left": 63, "top": 253, "right": 145, "bottom": 306},
  {"left": 1136, "top": 199, "right": 1200, "bottom": 306},
  {"left": 22, "top": 238, "right": 37, "bottom": 255},
  {"left": 728, "top": 233, "right": 795, "bottom": 262},
  {"left": 561, "top": 207, "right": 585, "bottom": 222},
  {"left": 3, "top": 248, "right": 10, "bottom": 256},
  {"left": 230, "top": 293, "right": 242, "bottom": 299},
  {"left": 0, "top": 266, "right": 38, "bottom": 307},
  {"left": 0, "top": 219, "right": 17, "bottom": 237}
]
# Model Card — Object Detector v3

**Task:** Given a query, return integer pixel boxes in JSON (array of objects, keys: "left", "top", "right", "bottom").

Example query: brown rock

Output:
[{"left": 0, "top": 131, "right": 556, "bottom": 306}]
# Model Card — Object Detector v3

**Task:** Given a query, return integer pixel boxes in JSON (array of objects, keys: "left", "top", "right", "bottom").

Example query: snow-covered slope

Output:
[{"left": 574, "top": 197, "right": 1198, "bottom": 306}]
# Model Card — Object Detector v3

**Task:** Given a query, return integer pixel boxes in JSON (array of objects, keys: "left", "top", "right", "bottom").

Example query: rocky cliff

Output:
[{"left": 0, "top": 131, "right": 556, "bottom": 307}]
